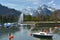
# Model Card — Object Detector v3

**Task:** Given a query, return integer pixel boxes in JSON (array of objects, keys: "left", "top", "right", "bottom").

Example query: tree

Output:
[
  {"left": 24, "top": 15, "right": 32, "bottom": 21},
  {"left": 50, "top": 10, "right": 60, "bottom": 21},
  {"left": 44, "top": 14, "right": 50, "bottom": 21}
]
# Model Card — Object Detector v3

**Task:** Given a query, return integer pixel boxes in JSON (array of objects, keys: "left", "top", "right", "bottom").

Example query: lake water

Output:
[{"left": 0, "top": 26, "right": 60, "bottom": 40}]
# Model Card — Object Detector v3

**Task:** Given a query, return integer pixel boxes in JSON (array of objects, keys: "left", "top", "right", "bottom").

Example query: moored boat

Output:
[{"left": 31, "top": 32, "right": 53, "bottom": 38}]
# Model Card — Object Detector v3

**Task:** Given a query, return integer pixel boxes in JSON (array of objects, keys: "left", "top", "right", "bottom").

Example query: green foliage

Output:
[
  {"left": 0, "top": 15, "right": 18, "bottom": 23},
  {"left": 50, "top": 10, "right": 60, "bottom": 21},
  {"left": 0, "top": 9, "right": 60, "bottom": 23},
  {"left": 23, "top": 15, "right": 32, "bottom": 21},
  {"left": 23, "top": 10, "right": 60, "bottom": 21}
]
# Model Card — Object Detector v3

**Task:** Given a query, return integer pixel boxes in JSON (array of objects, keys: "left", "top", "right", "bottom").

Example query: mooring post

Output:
[{"left": 9, "top": 30, "right": 11, "bottom": 40}]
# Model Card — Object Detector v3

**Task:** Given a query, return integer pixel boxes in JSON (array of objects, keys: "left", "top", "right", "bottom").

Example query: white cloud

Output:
[
  {"left": 1, "top": 3, "right": 21, "bottom": 10},
  {"left": 52, "top": 4, "right": 56, "bottom": 6},
  {"left": 27, "top": 6, "right": 31, "bottom": 9},
  {"left": 2, "top": 3, "right": 17, "bottom": 8},
  {"left": 0, "top": 0, "right": 42, "bottom": 10},
  {"left": 24, "top": 0, "right": 40, "bottom": 5},
  {"left": 32, "top": 0, "right": 41, "bottom": 5},
  {"left": 11, "top": 0, "right": 39, "bottom": 3},
  {"left": 9, "top": 0, "right": 40, "bottom": 5},
  {"left": 48, "top": 0, "right": 54, "bottom": 4},
  {"left": 52, "top": 4, "right": 56, "bottom": 7},
  {"left": 25, "top": 0, "right": 38, "bottom": 2},
  {"left": 32, "top": 2, "right": 39, "bottom": 5},
  {"left": 48, "top": 0, "right": 56, "bottom": 7}
]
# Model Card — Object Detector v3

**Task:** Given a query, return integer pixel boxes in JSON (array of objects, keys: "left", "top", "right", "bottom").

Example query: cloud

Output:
[
  {"left": 27, "top": 6, "right": 31, "bottom": 8},
  {"left": 48, "top": 0, "right": 56, "bottom": 7},
  {"left": 32, "top": 2, "right": 39, "bottom": 5},
  {"left": 52, "top": 4, "right": 56, "bottom": 6},
  {"left": 6, "top": 0, "right": 40, "bottom": 5},
  {"left": 2, "top": 3, "right": 17, "bottom": 8},
  {"left": 32, "top": 0, "right": 41, "bottom": 5},
  {"left": 48, "top": 0, "right": 54, "bottom": 4},
  {"left": 25, "top": 0, "right": 38, "bottom": 2},
  {"left": 1, "top": 3, "right": 22, "bottom": 10},
  {"left": 24, "top": 0, "right": 40, "bottom": 5},
  {"left": 0, "top": 0, "right": 40, "bottom": 10},
  {"left": 52, "top": 4, "right": 56, "bottom": 7}
]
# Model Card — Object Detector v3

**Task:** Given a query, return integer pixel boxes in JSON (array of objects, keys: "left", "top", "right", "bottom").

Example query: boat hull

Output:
[{"left": 32, "top": 34, "right": 52, "bottom": 38}]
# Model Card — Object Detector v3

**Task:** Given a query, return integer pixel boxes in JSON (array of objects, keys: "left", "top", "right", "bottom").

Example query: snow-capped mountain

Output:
[
  {"left": 37, "top": 4, "right": 55, "bottom": 15},
  {"left": 22, "top": 8, "right": 35, "bottom": 15},
  {"left": 22, "top": 4, "right": 55, "bottom": 17}
]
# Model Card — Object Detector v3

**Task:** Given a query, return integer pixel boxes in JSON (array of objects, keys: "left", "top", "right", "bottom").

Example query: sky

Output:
[{"left": 0, "top": 0, "right": 60, "bottom": 11}]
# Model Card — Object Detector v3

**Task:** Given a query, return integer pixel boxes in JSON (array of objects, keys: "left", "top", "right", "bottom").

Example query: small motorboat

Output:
[{"left": 31, "top": 32, "right": 53, "bottom": 38}]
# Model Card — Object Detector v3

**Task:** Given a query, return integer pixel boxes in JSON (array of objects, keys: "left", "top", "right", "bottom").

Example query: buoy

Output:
[
  {"left": 9, "top": 35, "right": 14, "bottom": 39},
  {"left": 30, "top": 32, "right": 32, "bottom": 36}
]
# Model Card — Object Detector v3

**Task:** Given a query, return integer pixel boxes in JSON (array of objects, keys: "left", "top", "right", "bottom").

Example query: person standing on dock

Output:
[
  {"left": 54, "top": 26, "right": 58, "bottom": 33},
  {"left": 49, "top": 27, "right": 52, "bottom": 33}
]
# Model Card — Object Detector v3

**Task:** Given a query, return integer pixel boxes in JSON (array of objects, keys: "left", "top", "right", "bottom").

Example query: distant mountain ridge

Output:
[
  {"left": 33, "top": 4, "right": 55, "bottom": 17},
  {"left": 0, "top": 4, "right": 21, "bottom": 16},
  {"left": 22, "top": 4, "right": 55, "bottom": 17}
]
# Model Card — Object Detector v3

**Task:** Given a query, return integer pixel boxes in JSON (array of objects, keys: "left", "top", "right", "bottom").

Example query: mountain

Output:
[
  {"left": 34, "top": 4, "right": 55, "bottom": 16},
  {"left": 0, "top": 4, "right": 21, "bottom": 16},
  {"left": 22, "top": 4, "right": 55, "bottom": 17},
  {"left": 22, "top": 7, "right": 38, "bottom": 17},
  {"left": 22, "top": 8, "right": 35, "bottom": 15},
  {"left": 32, "top": 4, "right": 55, "bottom": 17}
]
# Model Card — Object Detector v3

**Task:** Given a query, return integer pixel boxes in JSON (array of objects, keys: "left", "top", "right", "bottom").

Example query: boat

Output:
[{"left": 31, "top": 32, "right": 53, "bottom": 38}]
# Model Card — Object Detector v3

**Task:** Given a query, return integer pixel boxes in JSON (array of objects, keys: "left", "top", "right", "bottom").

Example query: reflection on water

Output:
[
  {"left": 39, "top": 38, "right": 52, "bottom": 40},
  {"left": 0, "top": 26, "right": 60, "bottom": 40}
]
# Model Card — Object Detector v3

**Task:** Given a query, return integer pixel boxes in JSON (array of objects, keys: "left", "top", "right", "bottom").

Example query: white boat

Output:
[{"left": 32, "top": 32, "right": 53, "bottom": 38}]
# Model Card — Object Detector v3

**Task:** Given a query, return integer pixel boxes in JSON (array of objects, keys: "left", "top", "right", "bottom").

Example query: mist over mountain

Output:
[{"left": 0, "top": 4, "right": 21, "bottom": 16}]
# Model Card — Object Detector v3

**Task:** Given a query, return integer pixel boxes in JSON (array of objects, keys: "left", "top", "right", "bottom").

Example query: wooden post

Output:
[
  {"left": 9, "top": 30, "right": 11, "bottom": 40},
  {"left": 9, "top": 33, "right": 14, "bottom": 40},
  {"left": 9, "top": 38, "right": 11, "bottom": 40}
]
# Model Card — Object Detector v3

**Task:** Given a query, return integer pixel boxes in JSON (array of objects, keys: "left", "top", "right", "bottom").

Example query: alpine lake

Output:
[{"left": 0, "top": 25, "right": 60, "bottom": 40}]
